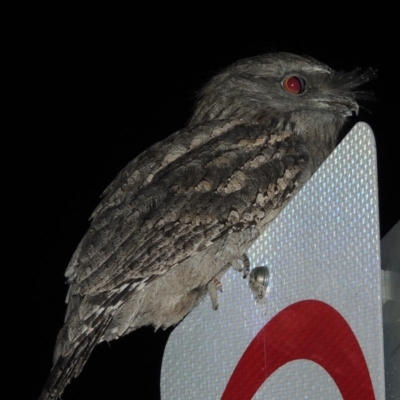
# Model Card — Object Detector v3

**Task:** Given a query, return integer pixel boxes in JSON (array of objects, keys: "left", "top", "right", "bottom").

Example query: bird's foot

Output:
[
  {"left": 208, "top": 253, "right": 250, "bottom": 310},
  {"left": 207, "top": 277, "right": 223, "bottom": 310},
  {"left": 230, "top": 253, "right": 250, "bottom": 279}
]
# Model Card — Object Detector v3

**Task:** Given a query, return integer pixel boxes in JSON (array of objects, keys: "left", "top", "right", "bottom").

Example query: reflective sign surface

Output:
[{"left": 161, "top": 123, "right": 384, "bottom": 400}]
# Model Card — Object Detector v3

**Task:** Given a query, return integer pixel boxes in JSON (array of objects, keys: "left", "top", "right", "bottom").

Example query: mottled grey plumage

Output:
[{"left": 39, "top": 53, "right": 373, "bottom": 399}]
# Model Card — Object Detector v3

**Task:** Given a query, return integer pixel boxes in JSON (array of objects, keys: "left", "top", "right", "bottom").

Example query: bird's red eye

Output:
[{"left": 282, "top": 76, "right": 306, "bottom": 94}]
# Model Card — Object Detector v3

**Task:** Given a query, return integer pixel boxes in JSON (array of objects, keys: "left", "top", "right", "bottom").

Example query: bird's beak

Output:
[
  {"left": 337, "top": 98, "right": 359, "bottom": 117},
  {"left": 314, "top": 97, "right": 359, "bottom": 117}
]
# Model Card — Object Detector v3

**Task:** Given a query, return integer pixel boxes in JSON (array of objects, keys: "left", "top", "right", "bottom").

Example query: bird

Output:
[{"left": 39, "top": 52, "right": 373, "bottom": 399}]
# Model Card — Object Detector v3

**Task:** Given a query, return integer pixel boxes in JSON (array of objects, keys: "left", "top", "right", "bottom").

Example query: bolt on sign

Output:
[{"left": 161, "top": 123, "right": 386, "bottom": 400}]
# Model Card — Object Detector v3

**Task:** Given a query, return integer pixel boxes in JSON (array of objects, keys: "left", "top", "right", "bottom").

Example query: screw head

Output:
[{"left": 248, "top": 266, "right": 269, "bottom": 300}]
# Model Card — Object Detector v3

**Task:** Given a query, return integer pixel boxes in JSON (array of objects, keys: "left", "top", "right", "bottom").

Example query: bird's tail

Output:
[{"left": 38, "top": 315, "right": 112, "bottom": 400}]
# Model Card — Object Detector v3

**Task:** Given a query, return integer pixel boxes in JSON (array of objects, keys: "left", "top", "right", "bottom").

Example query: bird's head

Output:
[{"left": 190, "top": 53, "right": 374, "bottom": 130}]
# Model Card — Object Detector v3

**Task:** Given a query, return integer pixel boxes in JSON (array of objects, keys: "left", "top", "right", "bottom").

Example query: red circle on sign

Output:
[{"left": 221, "top": 300, "right": 375, "bottom": 400}]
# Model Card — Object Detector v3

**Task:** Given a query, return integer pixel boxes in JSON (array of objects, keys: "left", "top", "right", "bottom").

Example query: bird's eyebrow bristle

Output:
[
  {"left": 322, "top": 67, "right": 375, "bottom": 93},
  {"left": 305, "top": 65, "right": 332, "bottom": 74}
]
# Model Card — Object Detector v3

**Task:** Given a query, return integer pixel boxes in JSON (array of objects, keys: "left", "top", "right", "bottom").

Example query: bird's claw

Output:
[
  {"left": 231, "top": 253, "right": 250, "bottom": 279},
  {"left": 207, "top": 277, "right": 223, "bottom": 310}
]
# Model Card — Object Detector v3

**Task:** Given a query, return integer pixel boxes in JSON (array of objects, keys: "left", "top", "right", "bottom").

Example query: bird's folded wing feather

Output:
[{"left": 65, "top": 118, "right": 307, "bottom": 299}]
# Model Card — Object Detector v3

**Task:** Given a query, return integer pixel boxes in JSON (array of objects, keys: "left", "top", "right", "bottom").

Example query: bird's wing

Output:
[
  {"left": 65, "top": 118, "right": 307, "bottom": 298},
  {"left": 91, "top": 119, "right": 245, "bottom": 218}
]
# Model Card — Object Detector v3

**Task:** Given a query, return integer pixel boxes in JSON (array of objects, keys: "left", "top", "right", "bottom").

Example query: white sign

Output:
[{"left": 161, "top": 123, "right": 384, "bottom": 400}]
